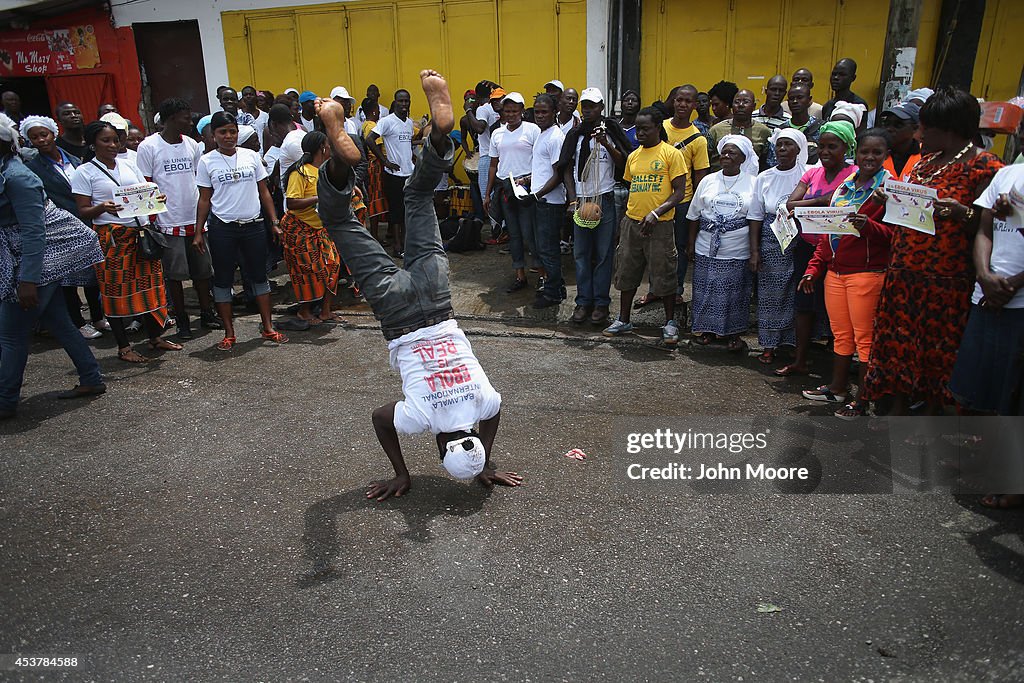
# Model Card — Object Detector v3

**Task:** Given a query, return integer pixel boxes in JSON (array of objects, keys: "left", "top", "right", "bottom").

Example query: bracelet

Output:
[
  {"left": 649, "top": 211, "right": 659, "bottom": 220},
  {"left": 964, "top": 206, "right": 976, "bottom": 221}
]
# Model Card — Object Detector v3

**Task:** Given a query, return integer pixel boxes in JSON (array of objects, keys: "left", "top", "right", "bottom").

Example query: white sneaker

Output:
[
  {"left": 79, "top": 323, "right": 102, "bottom": 339},
  {"left": 95, "top": 318, "right": 111, "bottom": 331}
]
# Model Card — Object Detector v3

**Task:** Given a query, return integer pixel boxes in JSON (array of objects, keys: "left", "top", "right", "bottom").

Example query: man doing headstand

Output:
[{"left": 314, "top": 70, "right": 523, "bottom": 501}]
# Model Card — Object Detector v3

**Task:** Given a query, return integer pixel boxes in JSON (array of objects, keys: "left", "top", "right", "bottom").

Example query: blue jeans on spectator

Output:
[
  {"left": 0, "top": 281, "right": 103, "bottom": 412},
  {"left": 573, "top": 192, "right": 616, "bottom": 309},
  {"left": 206, "top": 214, "right": 271, "bottom": 304},
  {"left": 535, "top": 201, "right": 566, "bottom": 302}
]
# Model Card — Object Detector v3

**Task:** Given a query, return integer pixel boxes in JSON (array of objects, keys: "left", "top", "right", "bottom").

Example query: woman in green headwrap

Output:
[{"left": 773, "top": 120, "right": 856, "bottom": 377}]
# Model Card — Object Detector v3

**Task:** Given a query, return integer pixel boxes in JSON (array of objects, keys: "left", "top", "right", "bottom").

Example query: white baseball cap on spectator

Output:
[
  {"left": 544, "top": 80, "right": 565, "bottom": 92},
  {"left": 284, "top": 88, "right": 299, "bottom": 96},
  {"left": 579, "top": 88, "right": 604, "bottom": 104},
  {"left": 501, "top": 91, "right": 526, "bottom": 106},
  {"left": 330, "top": 86, "right": 355, "bottom": 102}
]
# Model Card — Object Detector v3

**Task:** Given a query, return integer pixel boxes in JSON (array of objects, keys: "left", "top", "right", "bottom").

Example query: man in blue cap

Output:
[
  {"left": 880, "top": 101, "right": 921, "bottom": 181},
  {"left": 298, "top": 90, "right": 317, "bottom": 131}
]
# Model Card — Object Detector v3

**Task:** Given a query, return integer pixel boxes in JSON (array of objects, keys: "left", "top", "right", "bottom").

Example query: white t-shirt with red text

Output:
[{"left": 388, "top": 319, "right": 502, "bottom": 435}]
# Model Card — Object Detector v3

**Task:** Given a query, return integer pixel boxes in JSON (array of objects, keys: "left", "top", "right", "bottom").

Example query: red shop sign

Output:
[{"left": 0, "top": 25, "right": 101, "bottom": 76}]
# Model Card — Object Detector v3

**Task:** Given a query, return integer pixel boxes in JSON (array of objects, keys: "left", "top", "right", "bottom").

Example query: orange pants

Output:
[{"left": 824, "top": 270, "right": 885, "bottom": 358}]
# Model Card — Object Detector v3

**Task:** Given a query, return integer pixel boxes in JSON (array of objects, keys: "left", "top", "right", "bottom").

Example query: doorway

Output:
[{"left": 132, "top": 20, "right": 210, "bottom": 128}]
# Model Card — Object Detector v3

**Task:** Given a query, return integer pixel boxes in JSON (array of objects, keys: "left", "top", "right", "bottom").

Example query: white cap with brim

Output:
[
  {"left": 442, "top": 436, "right": 486, "bottom": 480},
  {"left": 579, "top": 87, "right": 604, "bottom": 104},
  {"left": 501, "top": 91, "right": 526, "bottom": 107},
  {"left": 544, "top": 79, "right": 565, "bottom": 92},
  {"left": 284, "top": 88, "right": 299, "bottom": 96},
  {"left": 237, "top": 124, "right": 256, "bottom": 144},
  {"left": 99, "top": 112, "right": 129, "bottom": 132},
  {"left": 330, "top": 86, "right": 355, "bottom": 102}
]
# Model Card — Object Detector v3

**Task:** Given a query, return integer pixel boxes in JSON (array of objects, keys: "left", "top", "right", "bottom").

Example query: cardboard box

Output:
[{"left": 980, "top": 102, "right": 1023, "bottom": 134}]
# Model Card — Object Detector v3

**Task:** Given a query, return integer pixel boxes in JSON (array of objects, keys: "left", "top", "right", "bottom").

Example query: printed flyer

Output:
[
  {"left": 883, "top": 179, "right": 939, "bottom": 235},
  {"left": 793, "top": 206, "right": 859, "bottom": 236},
  {"left": 112, "top": 182, "right": 166, "bottom": 219},
  {"left": 772, "top": 204, "right": 799, "bottom": 251}
]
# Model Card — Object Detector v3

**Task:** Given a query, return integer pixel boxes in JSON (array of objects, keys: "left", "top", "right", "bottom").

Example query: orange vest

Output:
[{"left": 883, "top": 152, "right": 922, "bottom": 181}]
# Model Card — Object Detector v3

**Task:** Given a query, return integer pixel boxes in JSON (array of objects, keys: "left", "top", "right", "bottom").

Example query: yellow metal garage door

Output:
[
  {"left": 640, "top": 0, "right": 943, "bottom": 111},
  {"left": 222, "top": 0, "right": 586, "bottom": 119}
]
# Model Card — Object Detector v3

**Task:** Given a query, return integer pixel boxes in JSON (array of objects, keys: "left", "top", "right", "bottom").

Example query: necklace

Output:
[
  {"left": 721, "top": 172, "right": 742, "bottom": 191},
  {"left": 217, "top": 150, "right": 240, "bottom": 179},
  {"left": 911, "top": 142, "right": 973, "bottom": 185}
]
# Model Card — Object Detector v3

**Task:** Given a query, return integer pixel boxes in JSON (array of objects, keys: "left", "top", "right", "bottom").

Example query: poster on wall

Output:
[{"left": 0, "top": 25, "right": 100, "bottom": 76}]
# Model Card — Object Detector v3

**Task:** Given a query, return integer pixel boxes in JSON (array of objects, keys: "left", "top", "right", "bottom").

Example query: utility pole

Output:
[{"left": 876, "top": 0, "right": 923, "bottom": 115}]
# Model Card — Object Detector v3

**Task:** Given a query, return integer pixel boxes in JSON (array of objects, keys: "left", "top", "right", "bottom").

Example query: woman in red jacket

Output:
[{"left": 798, "top": 128, "right": 893, "bottom": 418}]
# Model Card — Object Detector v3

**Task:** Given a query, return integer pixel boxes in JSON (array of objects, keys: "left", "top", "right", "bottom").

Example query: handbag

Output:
[{"left": 89, "top": 160, "right": 167, "bottom": 260}]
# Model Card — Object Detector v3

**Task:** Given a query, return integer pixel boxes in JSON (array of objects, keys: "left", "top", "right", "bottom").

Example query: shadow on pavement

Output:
[
  {"left": 954, "top": 495, "right": 1024, "bottom": 587},
  {"left": 297, "top": 475, "right": 491, "bottom": 588}
]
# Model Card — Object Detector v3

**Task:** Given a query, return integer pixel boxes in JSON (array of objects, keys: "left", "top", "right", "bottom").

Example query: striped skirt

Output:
[
  {"left": 93, "top": 223, "right": 168, "bottom": 325},
  {"left": 280, "top": 213, "right": 341, "bottom": 304},
  {"left": 365, "top": 157, "right": 388, "bottom": 219},
  {"left": 692, "top": 254, "right": 753, "bottom": 336}
]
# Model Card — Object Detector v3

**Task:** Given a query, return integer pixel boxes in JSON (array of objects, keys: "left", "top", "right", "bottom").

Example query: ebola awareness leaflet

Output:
[
  {"left": 883, "top": 179, "right": 938, "bottom": 235},
  {"left": 793, "top": 206, "right": 860, "bottom": 236},
  {"left": 112, "top": 182, "right": 166, "bottom": 219},
  {"left": 772, "top": 205, "right": 800, "bottom": 251}
]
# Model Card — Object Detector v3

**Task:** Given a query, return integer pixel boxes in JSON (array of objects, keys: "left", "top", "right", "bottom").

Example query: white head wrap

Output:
[
  {"left": 717, "top": 134, "right": 758, "bottom": 177},
  {"left": 906, "top": 88, "right": 934, "bottom": 104},
  {"left": 830, "top": 101, "right": 867, "bottom": 127},
  {"left": 237, "top": 124, "right": 256, "bottom": 144},
  {"left": 770, "top": 127, "right": 809, "bottom": 173},
  {"left": 0, "top": 113, "right": 19, "bottom": 151},
  {"left": 19, "top": 115, "right": 58, "bottom": 140},
  {"left": 99, "top": 112, "right": 129, "bottom": 132}
]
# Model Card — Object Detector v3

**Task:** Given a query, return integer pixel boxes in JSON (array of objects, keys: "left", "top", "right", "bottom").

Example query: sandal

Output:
[
  {"left": 980, "top": 494, "right": 1024, "bottom": 510},
  {"left": 318, "top": 313, "right": 347, "bottom": 325},
  {"left": 261, "top": 329, "right": 289, "bottom": 344},
  {"left": 835, "top": 401, "right": 867, "bottom": 420},
  {"left": 774, "top": 364, "right": 809, "bottom": 377},
  {"left": 727, "top": 338, "right": 748, "bottom": 353},
  {"left": 693, "top": 333, "right": 714, "bottom": 346},
  {"left": 148, "top": 338, "right": 183, "bottom": 351},
  {"left": 633, "top": 293, "right": 658, "bottom": 309},
  {"left": 758, "top": 349, "right": 776, "bottom": 365},
  {"left": 117, "top": 348, "right": 149, "bottom": 363},
  {"left": 802, "top": 385, "right": 847, "bottom": 403},
  {"left": 216, "top": 336, "right": 237, "bottom": 351}
]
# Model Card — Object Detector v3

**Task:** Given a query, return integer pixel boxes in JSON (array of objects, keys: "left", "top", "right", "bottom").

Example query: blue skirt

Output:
[
  {"left": 949, "top": 304, "right": 1024, "bottom": 415},
  {"left": 692, "top": 254, "right": 752, "bottom": 336}
]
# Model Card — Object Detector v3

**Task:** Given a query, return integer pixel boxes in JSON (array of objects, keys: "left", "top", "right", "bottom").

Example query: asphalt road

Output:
[{"left": 2, "top": 248, "right": 1023, "bottom": 681}]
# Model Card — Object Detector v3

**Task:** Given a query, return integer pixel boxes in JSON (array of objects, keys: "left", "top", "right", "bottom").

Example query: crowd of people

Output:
[{"left": 1, "top": 59, "right": 1023, "bottom": 506}]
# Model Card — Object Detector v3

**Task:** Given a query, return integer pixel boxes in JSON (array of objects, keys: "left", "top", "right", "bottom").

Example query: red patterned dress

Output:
[{"left": 863, "top": 150, "right": 1004, "bottom": 403}]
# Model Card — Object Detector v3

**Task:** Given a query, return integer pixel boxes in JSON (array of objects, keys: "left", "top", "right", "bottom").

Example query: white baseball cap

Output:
[
  {"left": 501, "top": 91, "right": 525, "bottom": 106},
  {"left": 442, "top": 435, "right": 486, "bottom": 480},
  {"left": 330, "top": 86, "right": 355, "bottom": 102},
  {"left": 544, "top": 79, "right": 565, "bottom": 92},
  {"left": 284, "top": 88, "right": 299, "bottom": 96},
  {"left": 579, "top": 87, "right": 604, "bottom": 104},
  {"left": 99, "top": 112, "right": 129, "bottom": 131}
]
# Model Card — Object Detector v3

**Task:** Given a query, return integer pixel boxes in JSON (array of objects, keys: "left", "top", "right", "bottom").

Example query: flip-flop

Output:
[
  {"left": 757, "top": 350, "right": 775, "bottom": 365},
  {"left": 774, "top": 364, "right": 808, "bottom": 377},
  {"left": 318, "top": 312, "right": 347, "bottom": 324}
]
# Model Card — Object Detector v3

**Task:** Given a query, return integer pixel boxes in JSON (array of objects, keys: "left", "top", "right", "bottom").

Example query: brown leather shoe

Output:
[
  {"left": 571, "top": 305, "right": 592, "bottom": 323},
  {"left": 590, "top": 306, "right": 609, "bottom": 324}
]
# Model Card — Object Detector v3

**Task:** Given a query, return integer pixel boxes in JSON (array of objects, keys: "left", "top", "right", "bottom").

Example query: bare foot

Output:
[
  {"left": 419, "top": 70, "right": 454, "bottom": 149},
  {"left": 476, "top": 469, "right": 524, "bottom": 488},
  {"left": 313, "top": 97, "right": 361, "bottom": 166}
]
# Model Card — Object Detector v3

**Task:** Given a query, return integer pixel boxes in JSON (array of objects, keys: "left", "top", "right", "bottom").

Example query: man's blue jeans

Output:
[
  {"left": 0, "top": 281, "right": 103, "bottom": 412},
  {"left": 317, "top": 137, "right": 456, "bottom": 340},
  {"left": 535, "top": 201, "right": 566, "bottom": 302},
  {"left": 573, "top": 192, "right": 616, "bottom": 308}
]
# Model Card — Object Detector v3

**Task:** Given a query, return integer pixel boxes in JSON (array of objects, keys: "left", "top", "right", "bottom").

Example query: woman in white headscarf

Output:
[
  {"left": 686, "top": 134, "right": 758, "bottom": 352},
  {"left": 746, "top": 128, "right": 808, "bottom": 364}
]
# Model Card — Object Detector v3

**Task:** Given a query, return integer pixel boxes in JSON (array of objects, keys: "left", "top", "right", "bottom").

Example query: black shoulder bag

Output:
[{"left": 89, "top": 160, "right": 167, "bottom": 260}]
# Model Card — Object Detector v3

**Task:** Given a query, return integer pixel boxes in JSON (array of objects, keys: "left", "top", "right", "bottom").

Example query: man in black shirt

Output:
[
  {"left": 55, "top": 102, "right": 87, "bottom": 159},
  {"left": 821, "top": 58, "right": 868, "bottom": 123}
]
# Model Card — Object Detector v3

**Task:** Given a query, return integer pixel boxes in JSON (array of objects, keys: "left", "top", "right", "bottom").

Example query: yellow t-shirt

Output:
[
  {"left": 285, "top": 164, "right": 322, "bottom": 228},
  {"left": 623, "top": 142, "right": 687, "bottom": 221},
  {"left": 663, "top": 120, "right": 710, "bottom": 203}
]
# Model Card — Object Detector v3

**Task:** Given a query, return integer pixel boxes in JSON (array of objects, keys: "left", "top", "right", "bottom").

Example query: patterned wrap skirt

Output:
[
  {"left": 0, "top": 202, "right": 104, "bottom": 302},
  {"left": 757, "top": 219, "right": 797, "bottom": 349},
  {"left": 93, "top": 222, "right": 169, "bottom": 325},
  {"left": 692, "top": 254, "right": 753, "bottom": 336},
  {"left": 280, "top": 212, "right": 341, "bottom": 304},
  {"left": 365, "top": 157, "right": 388, "bottom": 219}
]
